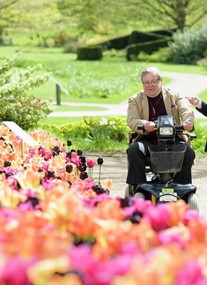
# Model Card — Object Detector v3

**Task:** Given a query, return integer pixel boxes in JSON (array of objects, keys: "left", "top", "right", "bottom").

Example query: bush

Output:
[
  {"left": 39, "top": 117, "right": 130, "bottom": 152},
  {"left": 54, "top": 30, "right": 70, "bottom": 47},
  {"left": 77, "top": 46, "right": 103, "bottom": 60},
  {"left": 126, "top": 38, "right": 170, "bottom": 61},
  {"left": 0, "top": 54, "right": 52, "bottom": 130},
  {"left": 170, "top": 25, "right": 207, "bottom": 64},
  {"left": 128, "top": 30, "right": 164, "bottom": 45},
  {"left": 136, "top": 47, "right": 173, "bottom": 63},
  {"left": 63, "top": 38, "right": 79, "bottom": 53},
  {"left": 191, "top": 120, "right": 207, "bottom": 156},
  {"left": 59, "top": 121, "right": 91, "bottom": 140}
]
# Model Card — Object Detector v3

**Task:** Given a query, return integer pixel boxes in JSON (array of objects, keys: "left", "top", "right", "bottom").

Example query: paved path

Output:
[{"left": 48, "top": 72, "right": 207, "bottom": 118}]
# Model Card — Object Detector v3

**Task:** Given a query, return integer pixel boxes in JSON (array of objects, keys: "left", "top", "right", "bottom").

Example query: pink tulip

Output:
[
  {"left": 86, "top": 159, "right": 96, "bottom": 168},
  {"left": 175, "top": 260, "right": 205, "bottom": 285},
  {"left": 0, "top": 256, "right": 37, "bottom": 285},
  {"left": 144, "top": 203, "right": 170, "bottom": 231}
]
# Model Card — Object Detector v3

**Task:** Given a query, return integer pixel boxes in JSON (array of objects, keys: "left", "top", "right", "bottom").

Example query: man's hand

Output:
[
  {"left": 144, "top": 121, "right": 155, "bottom": 132},
  {"left": 183, "top": 121, "right": 194, "bottom": 132},
  {"left": 186, "top": 96, "right": 201, "bottom": 107}
]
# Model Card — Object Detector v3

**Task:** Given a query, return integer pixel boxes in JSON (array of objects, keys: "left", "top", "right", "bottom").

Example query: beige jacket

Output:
[{"left": 127, "top": 87, "right": 194, "bottom": 141}]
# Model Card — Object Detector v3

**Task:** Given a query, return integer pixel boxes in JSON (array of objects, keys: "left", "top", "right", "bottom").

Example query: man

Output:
[{"left": 126, "top": 66, "right": 195, "bottom": 189}]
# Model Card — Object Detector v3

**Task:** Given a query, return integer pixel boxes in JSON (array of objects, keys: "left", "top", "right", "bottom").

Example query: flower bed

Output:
[{"left": 0, "top": 125, "right": 207, "bottom": 285}]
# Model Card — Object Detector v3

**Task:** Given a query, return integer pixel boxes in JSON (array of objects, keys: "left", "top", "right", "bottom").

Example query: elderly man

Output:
[{"left": 126, "top": 66, "right": 195, "bottom": 190}]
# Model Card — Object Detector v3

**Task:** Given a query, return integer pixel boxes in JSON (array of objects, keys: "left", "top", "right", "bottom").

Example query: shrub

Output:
[
  {"left": 54, "top": 30, "right": 70, "bottom": 47},
  {"left": 63, "top": 39, "right": 79, "bottom": 53},
  {"left": 136, "top": 47, "right": 173, "bottom": 63},
  {"left": 197, "top": 50, "right": 207, "bottom": 67},
  {"left": 39, "top": 117, "right": 130, "bottom": 152},
  {"left": 170, "top": 25, "right": 207, "bottom": 64},
  {"left": 191, "top": 120, "right": 207, "bottom": 156},
  {"left": 0, "top": 54, "right": 52, "bottom": 130},
  {"left": 59, "top": 121, "right": 91, "bottom": 140},
  {"left": 77, "top": 46, "right": 103, "bottom": 60},
  {"left": 126, "top": 38, "right": 170, "bottom": 61}
]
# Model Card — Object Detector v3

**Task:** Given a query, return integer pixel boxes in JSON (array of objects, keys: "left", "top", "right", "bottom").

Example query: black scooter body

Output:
[
  {"left": 137, "top": 182, "right": 197, "bottom": 203},
  {"left": 131, "top": 115, "right": 198, "bottom": 205}
]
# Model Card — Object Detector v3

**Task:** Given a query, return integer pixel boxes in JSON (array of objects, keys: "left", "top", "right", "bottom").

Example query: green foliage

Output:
[
  {"left": 77, "top": 46, "right": 103, "bottom": 60},
  {"left": 59, "top": 120, "right": 91, "bottom": 139},
  {"left": 136, "top": 47, "right": 172, "bottom": 63},
  {"left": 170, "top": 25, "right": 207, "bottom": 64},
  {"left": 38, "top": 115, "right": 207, "bottom": 156},
  {"left": 63, "top": 38, "right": 79, "bottom": 53},
  {"left": 54, "top": 30, "right": 70, "bottom": 47},
  {"left": 39, "top": 116, "right": 130, "bottom": 152},
  {"left": 126, "top": 38, "right": 170, "bottom": 61},
  {"left": 0, "top": 54, "right": 52, "bottom": 130},
  {"left": 84, "top": 116, "right": 129, "bottom": 143},
  {"left": 52, "top": 60, "right": 140, "bottom": 101},
  {"left": 191, "top": 120, "right": 207, "bottom": 156}
]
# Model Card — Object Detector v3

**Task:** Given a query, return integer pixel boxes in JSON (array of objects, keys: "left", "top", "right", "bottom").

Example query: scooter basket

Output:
[{"left": 148, "top": 144, "right": 186, "bottom": 173}]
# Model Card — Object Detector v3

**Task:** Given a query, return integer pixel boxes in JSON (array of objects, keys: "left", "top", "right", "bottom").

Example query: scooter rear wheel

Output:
[
  {"left": 125, "top": 185, "right": 131, "bottom": 198},
  {"left": 188, "top": 193, "right": 199, "bottom": 211}
]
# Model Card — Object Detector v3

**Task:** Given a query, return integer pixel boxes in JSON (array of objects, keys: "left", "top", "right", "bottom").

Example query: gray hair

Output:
[{"left": 141, "top": 67, "right": 162, "bottom": 82}]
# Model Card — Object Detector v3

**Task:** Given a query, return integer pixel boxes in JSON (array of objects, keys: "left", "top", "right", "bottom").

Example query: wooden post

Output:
[{"left": 56, "top": 84, "right": 61, "bottom": 105}]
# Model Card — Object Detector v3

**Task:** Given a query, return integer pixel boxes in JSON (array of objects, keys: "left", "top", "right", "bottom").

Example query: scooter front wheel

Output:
[
  {"left": 188, "top": 193, "right": 199, "bottom": 211},
  {"left": 134, "top": 192, "right": 145, "bottom": 200}
]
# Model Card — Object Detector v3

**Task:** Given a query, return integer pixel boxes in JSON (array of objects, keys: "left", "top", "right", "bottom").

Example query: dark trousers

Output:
[{"left": 126, "top": 140, "right": 195, "bottom": 186}]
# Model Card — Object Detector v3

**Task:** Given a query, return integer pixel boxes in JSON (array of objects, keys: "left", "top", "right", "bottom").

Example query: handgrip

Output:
[{"left": 137, "top": 125, "right": 145, "bottom": 131}]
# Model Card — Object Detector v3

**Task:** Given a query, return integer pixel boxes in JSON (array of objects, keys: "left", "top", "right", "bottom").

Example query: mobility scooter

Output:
[{"left": 125, "top": 115, "right": 199, "bottom": 211}]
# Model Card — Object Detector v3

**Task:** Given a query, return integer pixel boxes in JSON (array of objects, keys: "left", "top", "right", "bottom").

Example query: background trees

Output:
[
  {"left": 57, "top": 0, "right": 207, "bottom": 37},
  {"left": 0, "top": 0, "right": 61, "bottom": 44},
  {"left": 127, "top": 0, "right": 207, "bottom": 31},
  {"left": 0, "top": 0, "right": 206, "bottom": 43}
]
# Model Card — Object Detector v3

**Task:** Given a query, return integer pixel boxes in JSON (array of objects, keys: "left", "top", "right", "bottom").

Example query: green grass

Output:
[
  {"left": 199, "top": 90, "right": 207, "bottom": 102},
  {"left": 40, "top": 117, "right": 86, "bottom": 125},
  {"left": 1, "top": 45, "right": 207, "bottom": 127},
  {"left": 1, "top": 45, "right": 206, "bottom": 154},
  {"left": 53, "top": 104, "right": 107, "bottom": 111}
]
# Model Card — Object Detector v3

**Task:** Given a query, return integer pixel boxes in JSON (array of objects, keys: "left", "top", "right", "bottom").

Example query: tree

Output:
[
  {"left": 132, "top": 0, "right": 207, "bottom": 31},
  {"left": 0, "top": 0, "right": 62, "bottom": 43},
  {"left": 58, "top": 0, "right": 137, "bottom": 36},
  {"left": 58, "top": 0, "right": 207, "bottom": 38}
]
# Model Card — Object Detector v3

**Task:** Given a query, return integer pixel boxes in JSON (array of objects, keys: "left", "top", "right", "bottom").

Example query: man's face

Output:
[{"left": 142, "top": 73, "right": 162, "bottom": 97}]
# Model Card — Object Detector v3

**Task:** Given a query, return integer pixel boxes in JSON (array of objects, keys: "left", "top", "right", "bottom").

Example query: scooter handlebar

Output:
[{"left": 137, "top": 124, "right": 185, "bottom": 132}]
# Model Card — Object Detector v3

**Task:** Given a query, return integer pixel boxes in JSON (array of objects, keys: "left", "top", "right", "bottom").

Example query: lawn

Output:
[{"left": 1, "top": 45, "right": 207, "bottom": 126}]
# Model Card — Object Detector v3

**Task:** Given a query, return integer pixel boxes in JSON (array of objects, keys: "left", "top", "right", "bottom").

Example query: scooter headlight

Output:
[{"left": 159, "top": 127, "right": 174, "bottom": 136}]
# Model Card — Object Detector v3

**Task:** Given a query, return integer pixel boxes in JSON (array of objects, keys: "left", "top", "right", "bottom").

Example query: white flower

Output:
[
  {"left": 109, "top": 120, "right": 115, "bottom": 125},
  {"left": 100, "top": 116, "right": 108, "bottom": 125}
]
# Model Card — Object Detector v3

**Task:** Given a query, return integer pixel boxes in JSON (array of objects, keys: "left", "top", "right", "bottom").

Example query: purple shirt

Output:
[{"left": 144, "top": 93, "right": 167, "bottom": 141}]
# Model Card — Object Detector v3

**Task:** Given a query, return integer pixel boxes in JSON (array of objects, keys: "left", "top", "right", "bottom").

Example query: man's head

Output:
[{"left": 141, "top": 67, "right": 163, "bottom": 98}]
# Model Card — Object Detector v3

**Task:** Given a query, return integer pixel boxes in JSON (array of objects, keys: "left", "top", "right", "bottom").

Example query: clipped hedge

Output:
[
  {"left": 128, "top": 30, "right": 165, "bottom": 45},
  {"left": 126, "top": 38, "right": 170, "bottom": 61},
  {"left": 77, "top": 46, "right": 103, "bottom": 60}
]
